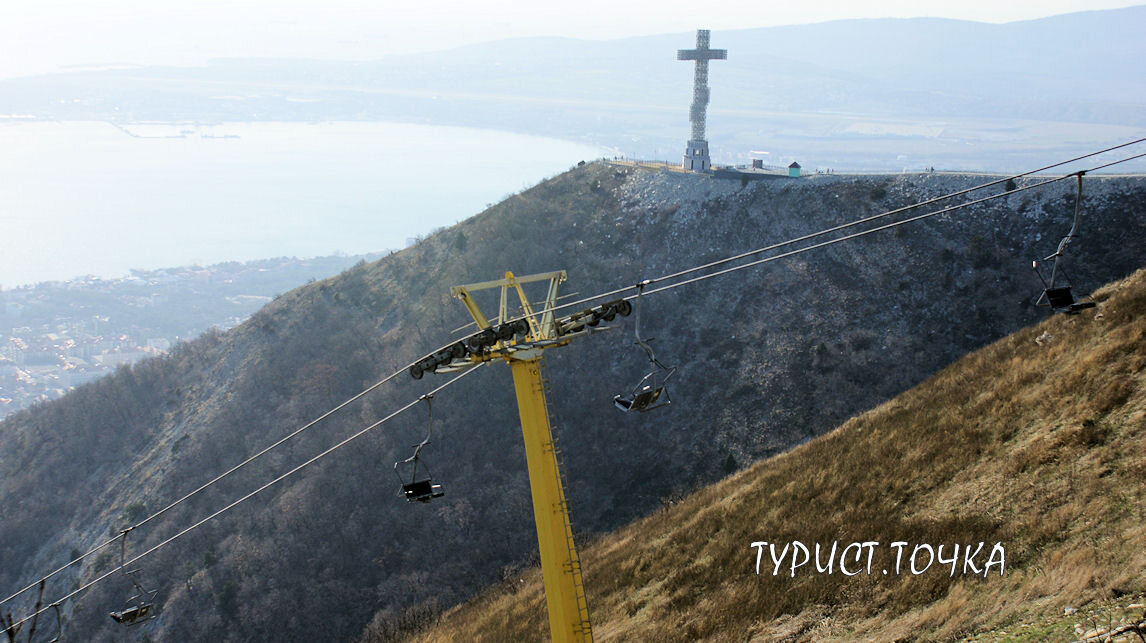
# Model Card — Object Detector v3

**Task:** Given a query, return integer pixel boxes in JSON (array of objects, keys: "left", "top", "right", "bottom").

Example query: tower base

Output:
[{"left": 682, "top": 139, "right": 711, "bottom": 171}]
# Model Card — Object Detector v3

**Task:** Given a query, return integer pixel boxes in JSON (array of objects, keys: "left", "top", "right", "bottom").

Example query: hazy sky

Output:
[{"left": 2, "top": 1, "right": 1143, "bottom": 79}]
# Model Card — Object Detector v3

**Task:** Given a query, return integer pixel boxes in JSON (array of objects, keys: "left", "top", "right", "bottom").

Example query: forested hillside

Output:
[
  {"left": 1, "top": 162, "right": 1144, "bottom": 641},
  {"left": 407, "top": 259, "right": 1146, "bottom": 643}
]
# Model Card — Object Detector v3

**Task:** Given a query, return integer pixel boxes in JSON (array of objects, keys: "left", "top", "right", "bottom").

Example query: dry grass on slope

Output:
[{"left": 405, "top": 268, "right": 1146, "bottom": 643}]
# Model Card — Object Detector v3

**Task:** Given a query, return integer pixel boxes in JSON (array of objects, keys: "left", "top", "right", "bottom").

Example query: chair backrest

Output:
[
  {"left": 631, "top": 386, "right": 664, "bottom": 412},
  {"left": 1045, "top": 287, "right": 1075, "bottom": 310}
]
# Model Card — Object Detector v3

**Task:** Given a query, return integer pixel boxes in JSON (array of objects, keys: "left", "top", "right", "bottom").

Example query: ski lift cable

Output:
[
  {"left": 7, "top": 364, "right": 484, "bottom": 632},
  {"left": 5, "top": 279, "right": 537, "bottom": 608},
  {"left": 4, "top": 142, "right": 1144, "bottom": 613},
  {"left": 640, "top": 152, "right": 1146, "bottom": 298},
  {"left": 1087, "top": 151, "right": 1146, "bottom": 174},
  {"left": 0, "top": 362, "right": 412, "bottom": 605},
  {"left": 643, "top": 138, "right": 1145, "bottom": 291},
  {"left": 537, "top": 137, "right": 1146, "bottom": 319},
  {"left": 4, "top": 305, "right": 513, "bottom": 608},
  {"left": 514, "top": 143, "right": 1146, "bottom": 323},
  {"left": 133, "top": 371, "right": 409, "bottom": 532}
]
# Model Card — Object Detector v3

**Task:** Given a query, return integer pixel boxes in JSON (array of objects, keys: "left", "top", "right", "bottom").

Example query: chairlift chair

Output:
[
  {"left": 108, "top": 530, "right": 158, "bottom": 626},
  {"left": 393, "top": 394, "right": 445, "bottom": 503},
  {"left": 109, "top": 574, "right": 158, "bottom": 626},
  {"left": 400, "top": 477, "right": 444, "bottom": 503},
  {"left": 1032, "top": 173, "right": 1095, "bottom": 315},
  {"left": 1037, "top": 281, "right": 1095, "bottom": 314},
  {"left": 614, "top": 281, "right": 677, "bottom": 413},
  {"left": 614, "top": 366, "right": 675, "bottom": 412},
  {"left": 1033, "top": 259, "right": 1095, "bottom": 314}
]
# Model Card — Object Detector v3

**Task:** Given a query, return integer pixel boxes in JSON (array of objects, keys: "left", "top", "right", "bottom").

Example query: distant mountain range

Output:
[{"left": 2, "top": 7, "right": 1145, "bottom": 168}]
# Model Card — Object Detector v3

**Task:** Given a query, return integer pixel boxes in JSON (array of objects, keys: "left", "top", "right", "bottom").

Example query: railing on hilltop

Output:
[{"left": 608, "top": 158, "right": 692, "bottom": 173}]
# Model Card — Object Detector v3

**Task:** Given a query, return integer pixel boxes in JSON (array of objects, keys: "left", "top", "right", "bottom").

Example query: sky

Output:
[{"left": 2, "top": 0, "right": 1144, "bottom": 79}]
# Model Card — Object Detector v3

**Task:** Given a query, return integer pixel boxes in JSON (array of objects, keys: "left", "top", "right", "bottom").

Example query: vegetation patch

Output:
[{"left": 408, "top": 267, "right": 1146, "bottom": 641}]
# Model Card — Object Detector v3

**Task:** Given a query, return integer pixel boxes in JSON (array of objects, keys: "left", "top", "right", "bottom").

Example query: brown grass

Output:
[{"left": 407, "top": 268, "right": 1146, "bottom": 642}]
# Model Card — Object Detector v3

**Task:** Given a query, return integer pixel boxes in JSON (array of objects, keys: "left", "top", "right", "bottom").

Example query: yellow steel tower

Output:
[{"left": 415, "top": 271, "right": 631, "bottom": 641}]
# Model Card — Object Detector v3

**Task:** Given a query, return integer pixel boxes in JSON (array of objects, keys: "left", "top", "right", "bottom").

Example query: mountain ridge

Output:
[{"left": 1, "top": 162, "right": 1145, "bottom": 640}]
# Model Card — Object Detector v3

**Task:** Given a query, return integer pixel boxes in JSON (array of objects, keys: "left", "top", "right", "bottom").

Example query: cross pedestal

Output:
[{"left": 683, "top": 140, "right": 712, "bottom": 171}]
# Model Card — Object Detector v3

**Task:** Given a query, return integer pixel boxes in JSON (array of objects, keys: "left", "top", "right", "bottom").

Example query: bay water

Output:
[{"left": 0, "top": 120, "right": 603, "bottom": 288}]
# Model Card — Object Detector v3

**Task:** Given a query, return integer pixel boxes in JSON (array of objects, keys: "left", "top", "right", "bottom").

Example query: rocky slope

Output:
[
  {"left": 404, "top": 263, "right": 1146, "bottom": 643},
  {"left": 0, "top": 162, "right": 1144, "bottom": 641}
]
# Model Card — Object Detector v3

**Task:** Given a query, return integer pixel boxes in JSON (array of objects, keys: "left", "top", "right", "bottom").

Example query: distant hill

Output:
[
  {"left": 2, "top": 7, "right": 1145, "bottom": 170},
  {"left": 0, "top": 253, "right": 384, "bottom": 420},
  {"left": 1, "top": 162, "right": 1144, "bottom": 641},
  {"left": 401, "top": 264, "right": 1146, "bottom": 643}
]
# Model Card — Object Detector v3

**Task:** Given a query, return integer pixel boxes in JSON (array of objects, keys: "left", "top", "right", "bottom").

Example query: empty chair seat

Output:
[
  {"left": 615, "top": 385, "right": 668, "bottom": 413},
  {"left": 109, "top": 603, "right": 151, "bottom": 625},
  {"left": 402, "top": 479, "right": 444, "bottom": 503},
  {"left": 1044, "top": 286, "right": 1096, "bottom": 314},
  {"left": 631, "top": 387, "right": 664, "bottom": 411}
]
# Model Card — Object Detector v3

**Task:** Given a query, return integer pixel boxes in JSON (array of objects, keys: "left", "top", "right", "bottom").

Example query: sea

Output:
[{"left": 0, "top": 120, "right": 604, "bottom": 288}]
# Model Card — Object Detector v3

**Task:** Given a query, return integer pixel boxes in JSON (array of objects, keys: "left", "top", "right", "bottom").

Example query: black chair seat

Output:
[
  {"left": 402, "top": 479, "right": 443, "bottom": 502},
  {"left": 616, "top": 386, "right": 666, "bottom": 413},
  {"left": 631, "top": 387, "right": 663, "bottom": 411},
  {"left": 110, "top": 603, "right": 151, "bottom": 625},
  {"left": 1045, "top": 286, "right": 1075, "bottom": 309},
  {"left": 1044, "top": 286, "right": 1095, "bottom": 313}
]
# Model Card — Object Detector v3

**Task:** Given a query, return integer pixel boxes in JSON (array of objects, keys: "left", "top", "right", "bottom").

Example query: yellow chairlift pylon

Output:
[{"left": 410, "top": 270, "right": 634, "bottom": 642}]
